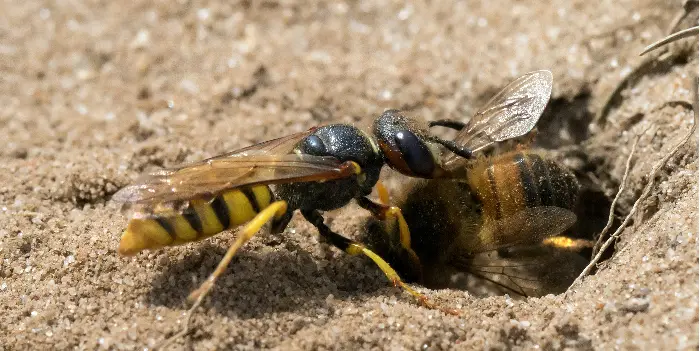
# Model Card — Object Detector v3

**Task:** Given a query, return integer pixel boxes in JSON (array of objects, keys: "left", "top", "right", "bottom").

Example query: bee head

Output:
[{"left": 373, "top": 110, "right": 446, "bottom": 178}]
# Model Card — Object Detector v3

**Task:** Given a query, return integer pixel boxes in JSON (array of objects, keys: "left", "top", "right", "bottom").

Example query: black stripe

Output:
[
  {"left": 182, "top": 207, "right": 203, "bottom": 233},
  {"left": 155, "top": 217, "right": 175, "bottom": 239},
  {"left": 547, "top": 162, "right": 573, "bottom": 209},
  {"left": 514, "top": 153, "right": 540, "bottom": 207},
  {"left": 565, "top": 173, "right": 580, "bottom": 209},
  {"left": 241, "top": 188, "right": 261, "bottom": 213},
  {"left": 266, "top": 186, "right": 275, "bottom": 201},
  {"left": 211, "top": 195, "right": 231, "bottom": 229},
  {"left": 528, "top": 154, "right": 554, "bottom": 206},
  {"left": 486, "top": 164, "right": 502, "bottom": 220}
]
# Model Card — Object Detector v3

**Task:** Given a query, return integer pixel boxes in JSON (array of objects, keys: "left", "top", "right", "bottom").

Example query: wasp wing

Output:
[
  {"left": 444, "top": 70, "right": 553, "bottom": 166},
  {"left": 111, "top": 128, "right": 352, "bottom": 209}
]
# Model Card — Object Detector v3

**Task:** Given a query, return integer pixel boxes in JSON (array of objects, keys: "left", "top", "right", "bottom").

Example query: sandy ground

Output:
[{"left": 1, "top": 0, "right": 698, "bottom": 350}]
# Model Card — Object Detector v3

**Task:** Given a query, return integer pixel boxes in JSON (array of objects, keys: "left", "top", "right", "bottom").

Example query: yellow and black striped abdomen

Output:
[
  {"left": 118, "top": 185, "right": 274, "bottom": 256},
  {"left": 467, "top": 152, "right": 579, "bottom": 221}
]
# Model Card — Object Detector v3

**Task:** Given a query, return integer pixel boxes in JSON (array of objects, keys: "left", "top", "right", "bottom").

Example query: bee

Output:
[
  {"left": 365, "top": 150, "right": 589, "bottom": 296},
  {"left": 365, "top": 85, "right": 591, "bottom": 296},
  {"left": 112, "top": 71, "right": 553, "bottom": 341}
]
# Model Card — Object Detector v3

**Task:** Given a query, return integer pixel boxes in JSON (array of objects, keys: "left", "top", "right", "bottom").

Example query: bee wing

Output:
[
  {"left": 444, "top": 70, "right": 552, "bottom": 166},
  {"left": 466, "top": 206, "right": 577, "bottom": 254},
  {"left": 448, "top": 206, "right": 580, "bottom": 296},
  {"left": 451, "top": 244, "right": 587, "bottom": 297},
  {"left": 111, "top": 128, "right": 351, "bottom": 208}
]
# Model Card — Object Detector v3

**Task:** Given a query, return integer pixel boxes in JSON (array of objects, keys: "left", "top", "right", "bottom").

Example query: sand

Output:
[{"left": 1, "top": 1, "right": 697, "bottom": 350}]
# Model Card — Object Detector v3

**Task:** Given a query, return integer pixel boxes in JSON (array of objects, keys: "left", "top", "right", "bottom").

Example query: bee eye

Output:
[
  {"left": 301, "top": 135, "right": 327, "bottom": 156},
  {"left": 395, "top": 131, "right": 435, "bottom": 177}
]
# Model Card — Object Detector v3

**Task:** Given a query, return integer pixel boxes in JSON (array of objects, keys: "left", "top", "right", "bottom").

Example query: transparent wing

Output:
[
  {"left": 462, "top": 206, "right": 577, "bottom": 254},
  {"left": 449, "top": 206, "right": 580, "bottom": 296},
  {"left": 111, "top": 128, "right": 353, "bottom": 207},
  {"left": 451, "top": 244, "right": 587, "bottom": 297},
  {"left": 444, "top": 70, "right": 553, "bottom": 166}
]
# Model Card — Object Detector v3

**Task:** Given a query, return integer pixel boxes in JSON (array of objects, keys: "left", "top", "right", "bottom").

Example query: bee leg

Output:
[
  {"left": 159, "top": 201, "right": 289, "bottom": 349},
  {"left": 301, "top": 210, "right": 458, "bottom": 315},
  {"left": 355, "top": 196, "right": 422, "bottom": 280},
  {"left": 543, "top": 236, "right": 595, "bottom": 252}
]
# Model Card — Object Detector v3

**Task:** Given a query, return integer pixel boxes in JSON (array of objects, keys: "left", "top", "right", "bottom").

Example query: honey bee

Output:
[
  {"left": 365, "top": 78, "right": 591, "bottom": 296},
  {"left": 112, "top": 70, "right": 553, "bottom": 342},
  {"left": 365, "top": 150, "right": 589, "bottom": 296}
]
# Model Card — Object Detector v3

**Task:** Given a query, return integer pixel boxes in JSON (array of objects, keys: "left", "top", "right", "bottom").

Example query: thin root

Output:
[
  {"left": 590, "top": 130, "right": 645, "bottom": 257},
  {"left": 569, "top": 78, "right": 697, "bottom": 292},
  {"left": 596, "top": 2, "right": 699, "bottom": 127},
  {"left": 640, "top": 26, "right": 699, "bottom": 56}
]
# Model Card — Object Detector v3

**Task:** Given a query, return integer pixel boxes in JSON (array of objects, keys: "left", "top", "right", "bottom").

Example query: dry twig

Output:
[
  {"left": 590, "top": 132, "right": 643, "bottom": 258},
  {"left": 569, "top": 78, "right": 697, "bottom": 290}
]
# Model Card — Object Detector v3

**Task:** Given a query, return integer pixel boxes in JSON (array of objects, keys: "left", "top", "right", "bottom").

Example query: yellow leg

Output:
[
  {"left": 375, "top": 180, "right": 390, "bottom": 205},
  {"left": 542, "top": 236, "right": 594, "bottom": 251},
  {"left": 302, "top": 209, "right": 459, "bottom": 316},
  {"left": 356, "top": 196, "right": 422, "bottom": 279},
  {"left": 347, "top": 244, "right": 458, "bottom": 315},
  {"left": 158, "top": 200, "right": 288, "bottom": 349}
]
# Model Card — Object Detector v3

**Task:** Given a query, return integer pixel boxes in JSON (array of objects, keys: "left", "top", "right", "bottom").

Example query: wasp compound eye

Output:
[
  {"left": 301, "top": 135, "right": 328, "bottom": 156},
  {"left": 395, "top": 130, "right": 435, "bottom": 177}
]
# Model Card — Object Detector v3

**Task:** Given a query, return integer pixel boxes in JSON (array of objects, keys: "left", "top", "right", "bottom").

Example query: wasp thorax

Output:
[
  {"left": 277, "top": 124, "right": 384, "bottom": 211},
  {"left": 301, "top": 125, "right": 383, "bottom": 172}
]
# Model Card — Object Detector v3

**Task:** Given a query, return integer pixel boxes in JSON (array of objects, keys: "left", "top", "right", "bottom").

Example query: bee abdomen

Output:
[
  {"left": 467, "top": 152, "right": 579, "bottom": 221},
  {"left": 118, "top": 185, "right": 274, "bottom": 255},
  {"left": 519, "top": 153, "right": 579, "bottom": 211}
]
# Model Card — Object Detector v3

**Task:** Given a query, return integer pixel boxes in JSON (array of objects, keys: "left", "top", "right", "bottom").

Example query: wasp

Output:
[{"left": 112, "top": 70, "right": 554, "bottom": 340}]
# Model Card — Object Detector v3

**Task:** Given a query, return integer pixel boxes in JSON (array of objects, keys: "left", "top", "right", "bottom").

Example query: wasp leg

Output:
[
  {"left": 375, "top": 180, "right": 390, "bottom": 206},
  {"left": 355, "top": 196, "right": 422, "bottom": 279},
  {"left": 160, "top": 201, "right": 288, "bottom": 349},
  {"left": 270, "top": 206, "right": 294, "bottom": 234},
  {"left": 301, "top": 210, "right": 457, "bottom": 315}
]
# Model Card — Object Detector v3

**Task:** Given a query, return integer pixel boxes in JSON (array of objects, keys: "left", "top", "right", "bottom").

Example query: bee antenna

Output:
[
  {"left": 428, "top": 136, "right": 472, "bottom": 159},
  {"left": 428, "top": 119, "right": 467, "bottom": 131}
]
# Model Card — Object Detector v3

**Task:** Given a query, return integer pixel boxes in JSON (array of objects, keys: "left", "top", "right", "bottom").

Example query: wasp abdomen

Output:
[
  {"left": 467, "top": 152, "right": 579, "bottom": 221},
  {"left": 118, "top": 185, "right": 273, "bottom": 255}
]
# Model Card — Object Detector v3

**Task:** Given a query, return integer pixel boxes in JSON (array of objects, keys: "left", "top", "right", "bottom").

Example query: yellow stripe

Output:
[
  {"left": 251, "top": 185, "right": 272, "bottom": 208},
  {"left": 169, "top": 215, "right": 199, "bottom": 244},
  {"left": 492, "top": 159, "right": 526, "bottom": 217},
  {"left": 128, "top": 219, "right": 173, "bottom": 246},
  {"left": 467, "top": 162, "right": 499, "bottom": 221},
  {"left": 221, "top": 190, "right": 257, "bottom": 226},
  {"left": 191, "top": 199, "right": 224, "bottom": 237}
]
